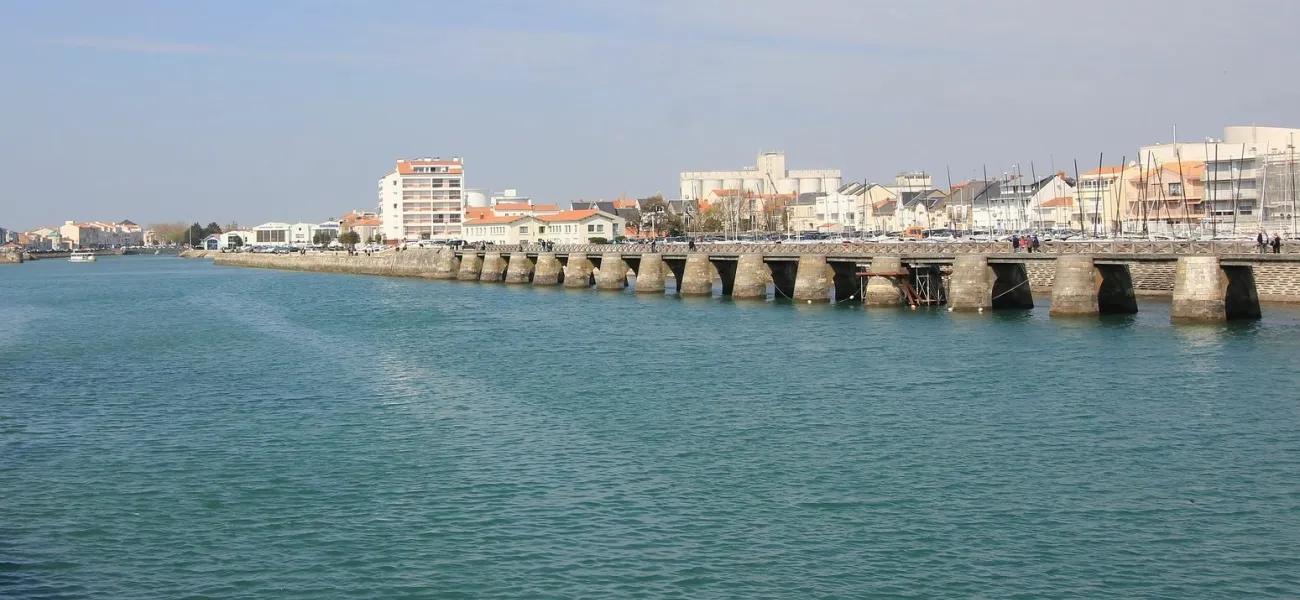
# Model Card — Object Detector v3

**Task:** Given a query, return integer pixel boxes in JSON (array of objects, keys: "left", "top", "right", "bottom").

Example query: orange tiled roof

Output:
[
  {"left": 1084, "top": 166, "right": 1127, "bottom": 176},
  {"left": 464, "top": 215, "right": 526, "bottom": 225},
  {"left": 612, "top": 199, "right": 639, "bottom": 209},
  {"left": 1040, "top": 197, "right": 1074, "bottom": 208},
  {"left": 465, "top": 207, "right": 492, "bottom": 220},
  {"left": 351, "top": 218, "right": 382, "bottom": 227},
  {"left": 529, "top": 204, "right": 560, "bottom": 212},
  {"left": 538, "top": 209, "right": 600, "bottom": 222},
  {"left": 494, "top": 202, "right": 533, "bottom": 211}
]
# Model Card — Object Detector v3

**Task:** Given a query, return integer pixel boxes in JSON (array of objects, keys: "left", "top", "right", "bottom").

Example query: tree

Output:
[
  {"left": 229, "top": 235, "right": 244, "bottom": 249},
  {"left": 638, "top": 194, "right": 683, "bottom": 237},
  {"left": 312, "top": 231, "right": 333, "bottom": 247},
  {"left": 149, "top": 222, "right": 189, "bottom": 245},
  {"left": 338, "top": 230, "right": 361, "bottom": 249},
  {"left": 223, "top": 221, "right": 240, "bottom": 233}
]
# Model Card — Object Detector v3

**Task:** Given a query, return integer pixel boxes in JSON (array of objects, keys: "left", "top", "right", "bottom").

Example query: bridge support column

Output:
[
  {"left": 457, "top": 252, "right": 483, "bottom": 281},
  {"left": 990, "top": 263, "right": 1034, "bottom": 309},
  {"left": 1050, "top": 256, "right": 1138, "bottom": 316},
  {"left": 634, "top": 253, "right": 665, "bottom": 293},
  {"left": 505, "top": 252, "right": 534, "bottom": 284},
  {"left": 563, "top": 252, "right": 593, "bottom": 288},
  {"left": 429, "top": 247, "right": 459, "bottom": 280},
  {"left": 678, "top": 254, "right": 713, "bottom": 296},
  {"left": 793, "top": 255, "right": 831, "bottom": 302},
  {"left": 533, "top": 253, "right": 562, "bottom": 285},
  {"left": 479, "top": 252, "right": 507, "bottom": 282},
  {"left": 949, "top": 255, "right": 993, "bottom": 311},
  {"left": 1171, "top": 257, "right": 1261, "bottom": 322},
  {"left": 596, "top": 253, "right": 628, "bottom": 290},
  {"left": 865, "top": 256, "right": 906, "bottom": 306},
  {"left": 732, "top": 254, "right": 768, "bottom": 299},
  {"left": 1049, "top": 256, "right": 1100, "bottom": 315}
]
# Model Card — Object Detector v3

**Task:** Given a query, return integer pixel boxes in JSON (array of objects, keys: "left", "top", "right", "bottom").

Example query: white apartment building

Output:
[
  {"left": 379, "top": 157, "right": 465, "bottom": 242},
  {"left": 1140, "top": 125, "right": 1300, "bottom": 233},
  {"left": 680, "top": 151, "right": 841, "bottom": 204}
]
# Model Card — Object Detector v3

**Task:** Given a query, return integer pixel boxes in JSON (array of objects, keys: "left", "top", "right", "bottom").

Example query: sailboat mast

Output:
[
  {"left": 1094, "top": 153, "right": 1104, "bottom": 238},
  {"left": 1074, "top": 159, "right": 1085, "bottom": 236},
  {"left": 1175, "top": 150, "right": 1191, "bottom": 237},
  {"left": 1114, "top": 156, "right": 1127, "bottom": 238}
]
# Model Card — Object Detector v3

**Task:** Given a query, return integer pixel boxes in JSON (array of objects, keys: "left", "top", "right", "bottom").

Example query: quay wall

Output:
[
  {"left": 1, "top": 251, "right": 22, "bottom": 264},
  {"left": 213, "top": 249, "right": 445, "bottom": 276}
]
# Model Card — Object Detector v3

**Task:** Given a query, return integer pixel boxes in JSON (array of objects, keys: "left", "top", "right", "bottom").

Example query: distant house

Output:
[{"left": 201, "top": 233, "right": 221, "bottom": 250}]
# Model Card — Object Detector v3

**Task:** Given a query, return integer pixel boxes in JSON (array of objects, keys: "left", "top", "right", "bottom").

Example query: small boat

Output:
[{"left": 69, "top": 250, "right": 97, "bottom": 263}]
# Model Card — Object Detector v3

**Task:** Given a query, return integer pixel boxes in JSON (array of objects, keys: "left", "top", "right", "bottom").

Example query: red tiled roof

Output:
[{"left": 1040, "top": 197, "right": 1074, "bottom": 208}]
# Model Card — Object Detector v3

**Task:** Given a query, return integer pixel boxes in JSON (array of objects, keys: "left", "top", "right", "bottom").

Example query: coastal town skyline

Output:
[{"left": 4, "top": 0, "right": 1300, "bottom": 229}]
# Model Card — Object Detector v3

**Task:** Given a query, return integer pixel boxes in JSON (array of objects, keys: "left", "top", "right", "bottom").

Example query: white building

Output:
[
  {"left": 252, "top": 222, "right": 292, "bottom": 246},
  {"left": 379, "top": 157, "right": 465, "bottom": 242},
  {"left": 1140, "top": 125, "right": 1300, "bottom": 233},
  {"left": 463, "top": 209, "right": 626, "bottom": 245},
  {"left": 680, "top": 151, "right": 841, "bottom": 205},
  {"left": 219, "top": 230, "right": 254, "bottom": 249},
  {"left": 980, "top": 173, "right": 1075, "bottom": 231}
]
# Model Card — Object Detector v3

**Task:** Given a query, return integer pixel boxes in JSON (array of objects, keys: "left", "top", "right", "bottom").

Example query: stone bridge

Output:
[{"left": 211, "top": 240, "right": 1300, "bottom": 322}]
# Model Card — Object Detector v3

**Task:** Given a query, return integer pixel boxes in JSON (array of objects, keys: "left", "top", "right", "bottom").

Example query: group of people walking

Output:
[
  {"left": 1008, "top": 234, "right": 1041, "bottom": 253},
  {"left": 1257, "top": 232, "right": 1284, "bottom": 254}
]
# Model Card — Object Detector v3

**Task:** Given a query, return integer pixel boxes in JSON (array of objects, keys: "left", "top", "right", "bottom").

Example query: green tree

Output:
[
  {"left": 312, "top": 231, "right": 333, "bottom": 246},
  {"left": 229, "top": 234, "right": 244, "bottom": 249},
  {"left": 338, "top": 230, "right": 361, "bottom": 249}
]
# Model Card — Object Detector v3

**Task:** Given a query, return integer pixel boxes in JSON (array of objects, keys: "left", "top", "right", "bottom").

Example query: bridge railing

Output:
[{"left": 538, "top": 240, "right": 1292, "bottom": 256}]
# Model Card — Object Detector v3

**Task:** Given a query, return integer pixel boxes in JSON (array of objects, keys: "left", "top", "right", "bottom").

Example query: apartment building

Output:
[
  {"left": 57, "top": 220, "right": 144, "bottom": 248},
  {"left": 378, "top": 157, "right": 465, "bottom": 242}
]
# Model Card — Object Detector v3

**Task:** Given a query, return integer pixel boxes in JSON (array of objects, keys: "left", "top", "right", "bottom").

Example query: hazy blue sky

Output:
[{"left": 2, "top": 0, "right": 1298, "bottom": 229}]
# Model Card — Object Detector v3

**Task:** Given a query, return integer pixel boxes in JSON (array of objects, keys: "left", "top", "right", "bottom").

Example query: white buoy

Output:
[
  {"left": 977, "top": 307, "right": 984, "bottom": 313},
  {"left": 807, "top": 300, "right": 812, "bottom": 304},
  {"left": 947, "top": 307, "right": 954, "bottom": 312}
]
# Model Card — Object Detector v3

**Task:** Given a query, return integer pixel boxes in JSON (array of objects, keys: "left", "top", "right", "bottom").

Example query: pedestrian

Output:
[
  {"left": 1010, "top": 234, "right": 1020, "bottom": 253},
  {"left": 1032, "top": 234, "right": 1041, "bottom": 253},
  {"left": 650, "top": 239, "right": 657, "bottom": 253},
  {"left": 688, "top": 238, "right": 696, "bottom": 251},
  {"left": 1258, "top": 231, "right": 1267, "bottom": 253},
  {"left": 1272, "top": 233, "right": 1282, "bottom": 254}
]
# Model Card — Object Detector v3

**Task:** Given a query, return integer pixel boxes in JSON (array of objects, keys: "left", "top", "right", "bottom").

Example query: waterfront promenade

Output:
[{"left": 193, "top": 240, "right": 1300, "bottom": 321}]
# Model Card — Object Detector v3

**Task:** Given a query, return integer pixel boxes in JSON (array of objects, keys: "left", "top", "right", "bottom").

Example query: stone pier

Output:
[
  {"left": 1171, "top": 257, "right": 1261, "bottom": 322},
  {"left": 479, "top": 252, "right": 507, "bottom": 282},
  {"left": 792, "top": 255, "right": 831, "bottom": 302},
  {"left": 1050, "top": 255, "right": 1137, "bottom": 316},
  {"left": 564, "top": 252, "right": 594, "bottom": 288},
  {"left": 457, "top": 252, "right": 483, "bottom": 281},
  {"left": 505, "top": 252, "right": 534, "bottom": 284},
  {"left": 430, "top": 247, "right": 460, "bottom": 280},
  {"left": 732, "top": 254, "right": 768, "bottom": 299},
  {"left": 533, "top": 253, "right": 563, "bottom": 285},
  {"left": 989, "top": 263, "right": 1034, "bottom": 309},
  {"left": 596, "top": 253, "right": 628, "bottom": 290},
  {"left": 679, "top": 254, "right": 714, "bottom": 296},
  {"left": 864, "top": 256, "right": 906, "bottom": 306},
  {"left": 632, "top": 253, "right": 665, "bottom": 293},
  {"left": 949, "top": 255, "right": 993, "bottom": 311}
]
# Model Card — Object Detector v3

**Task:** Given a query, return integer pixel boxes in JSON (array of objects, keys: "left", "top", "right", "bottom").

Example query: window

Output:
[
  {"left": 597, "top": 224, "right": 604, "bottom": 232},
  {"left": 588, "top": 224, "right": 595, "bottom": 233},
  {"left": 1169, "top": 183, "right": 1183, "bottom": 197},
  {"left": 519, "top": 226, "right": 528, "bottom": 233},
  {"left": 538, "top": 226, "right": 546, "bottom": 233}
]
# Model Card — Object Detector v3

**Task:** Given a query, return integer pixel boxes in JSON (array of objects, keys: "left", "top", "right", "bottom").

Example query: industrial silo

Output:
[
  {"left": 466, "top": 189, "right": 489, "bottom": 208},
  {"left": 798, "top": 178, "right": 822, "bottom": 194}
]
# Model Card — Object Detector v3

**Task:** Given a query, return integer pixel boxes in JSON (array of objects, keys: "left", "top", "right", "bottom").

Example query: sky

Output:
[{"left": 2, "top": 0, "right": 1299, "bottom": 230}]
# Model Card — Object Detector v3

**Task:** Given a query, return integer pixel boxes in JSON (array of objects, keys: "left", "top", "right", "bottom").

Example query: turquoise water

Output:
[{"left": 3, "top": 256, "right": 1300, "bottom": 598}]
